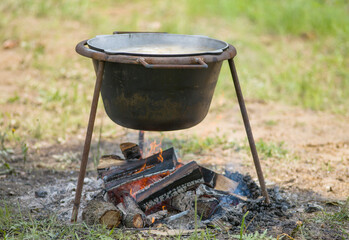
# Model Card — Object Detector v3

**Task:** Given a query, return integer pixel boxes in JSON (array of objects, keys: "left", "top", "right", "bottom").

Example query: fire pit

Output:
[{"left": 71, "top": 31, "right": 270, "bottom": 223}]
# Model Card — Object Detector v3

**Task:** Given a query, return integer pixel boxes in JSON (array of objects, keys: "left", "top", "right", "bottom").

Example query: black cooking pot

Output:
[{"left": 76, "top": 33, "right": 236, "bottom": 131}]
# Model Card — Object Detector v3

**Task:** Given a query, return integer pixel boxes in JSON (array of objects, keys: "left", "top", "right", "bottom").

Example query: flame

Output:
[
  {"left": 147, "top": 140, "right": 162, "bottom": 157},
  {"left": 151, "top": 217, "right": 155, "bottom": 224},
  {"left": 129, "top": 188, "right": 136, "bottom": 198},
  {"left": 162, "top": 205, "right": 166, "bottom": 211},
  {"left": 157, "top": 148, "right": 163, "bottom": 163},
  {"left": 134, "top": 163, "right": 147, "bottom": 174}
]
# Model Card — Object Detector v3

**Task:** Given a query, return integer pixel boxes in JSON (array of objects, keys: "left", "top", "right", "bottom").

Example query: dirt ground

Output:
[{"left": 4, "top": 99, "right": 348, "bottom": 200}]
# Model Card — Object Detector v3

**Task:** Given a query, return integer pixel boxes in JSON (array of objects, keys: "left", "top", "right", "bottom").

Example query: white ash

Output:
[{"left": 17, "top": 177, "right": 103, "bottom": 222}]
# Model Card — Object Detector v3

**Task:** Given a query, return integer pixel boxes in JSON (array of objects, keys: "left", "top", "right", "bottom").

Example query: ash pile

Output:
[{"left": 83, "top": 142, "right": 292, "bottom": 231}]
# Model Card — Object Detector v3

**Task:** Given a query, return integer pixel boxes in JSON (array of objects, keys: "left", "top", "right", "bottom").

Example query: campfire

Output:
[{"left": 81, "top": 141, "right": 264, "bottom": 230}]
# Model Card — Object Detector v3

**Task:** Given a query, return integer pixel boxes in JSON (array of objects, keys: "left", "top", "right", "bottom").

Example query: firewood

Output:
[
  {"left": 117, "top": 196, "right": 146, "bottom": 228},
  {"left": 120, "top": 142, "right": 142, "bottom": 159},
  {"left": 164, "top": 210, "right": 190, "bottom": 222},
  {"left": 196, "top": 184, "right": 248, "bottom": 202},
  {"left": 200, "top": 167, "right": 239, "bottom": 193},
  {"left": 98, "top": 155, "right": 124, "bottom": 169},
  {"left": 146, "top": 210, "right": 168, "bottom": 225},
  {"left": 82, "top": 199, "right": 122, "bottom": 229},
  {"left": 97, "top": 155, "right": 124, "bottom": 177},
  {"left": 103, "top": 148, "right": 178, "bottom": 188},
  {"left": 136, "top": 161, "right": 204, "bottom": 210}
]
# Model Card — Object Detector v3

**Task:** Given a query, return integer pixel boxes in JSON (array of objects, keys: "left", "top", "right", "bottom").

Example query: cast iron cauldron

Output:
[{"left": 76, "top": 32, "right": 236, "bottom": 131}]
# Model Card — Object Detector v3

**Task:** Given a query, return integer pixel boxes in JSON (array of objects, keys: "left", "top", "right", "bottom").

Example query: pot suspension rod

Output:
[
  {"left": 228, "top": 59, "right": 270, "bottom": 204},
  {"left": 71, "top": 61, "right": 105, "bottom": 222}
]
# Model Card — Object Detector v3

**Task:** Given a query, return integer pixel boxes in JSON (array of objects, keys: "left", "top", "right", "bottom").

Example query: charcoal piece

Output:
[{"left": 224, "top": 171, "right": 260, "bottom": 199}]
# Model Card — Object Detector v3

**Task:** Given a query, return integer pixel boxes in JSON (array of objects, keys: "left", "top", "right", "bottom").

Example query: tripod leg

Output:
[
  {"left": 71, "top": 61, "right": 105, "bottom": 222},
  {"left": 138, "top": 130, "right": 145, "bottom": 155},
  {"left": 228, "top": 59, "right": 270, "bottom": 204}
]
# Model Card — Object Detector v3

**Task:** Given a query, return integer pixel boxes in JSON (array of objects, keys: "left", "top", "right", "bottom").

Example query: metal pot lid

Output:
[{"left": 87, "top": 33, "right": 229, "bottom": 56}]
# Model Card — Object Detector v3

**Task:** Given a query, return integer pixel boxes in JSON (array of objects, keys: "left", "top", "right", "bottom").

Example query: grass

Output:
[
  {"left": 0, "top": 200, "right": 281, "bottom": 240},
  {"left": 167, "top": 134, "right": 236, "bottom": 155},
  {"left": 294, "top": 199, "right": 349, "bottom": 239}
]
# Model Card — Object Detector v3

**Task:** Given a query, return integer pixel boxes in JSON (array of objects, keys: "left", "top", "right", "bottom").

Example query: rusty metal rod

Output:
[
  {"left": 138, "top": 130, "right": 145, "bottom": 155},
  {"left": 71, "top": 61, "right": 105, "bottom": 222},
  {"left": 228, "top": 59, "right": 270, "bottom": 204}
]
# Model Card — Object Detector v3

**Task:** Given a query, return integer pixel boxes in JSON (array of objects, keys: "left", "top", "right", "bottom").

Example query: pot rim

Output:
[
  {"left": 87, "top": 33, "right": 229, "bottom": 57},
  {"left": 76, "top": 39, "right": 236, "bottom": 65}
]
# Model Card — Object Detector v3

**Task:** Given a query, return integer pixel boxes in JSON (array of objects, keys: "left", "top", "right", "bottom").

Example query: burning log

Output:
[
  {"left": 120, "top": 142, "right": 142, "bottom": 159},
  {"left": 136, "top": 161, "right": 204, "bottom": 210},
  {"left": 102, "top": 147, "right": 178, "bottom": 183},
  {"left": 117, "top": 196, "right": 146, "bottom": 228},
  {"left": 200, "top": 167, "right": 239, "bottom": 193},
  {"left": 82, "top": 199, "right": 122, "bottom": 229}
]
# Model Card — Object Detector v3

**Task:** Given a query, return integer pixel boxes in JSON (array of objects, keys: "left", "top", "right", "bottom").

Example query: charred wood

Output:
[
  {"left": 102, "top": 147, "right": 178, "bottom": 183},
  {"left": 196, "top": 184, "right": 247, "bottom": 202},
  {"left": 200, "top": 167, "right": 239, "bottom": 193},
  {"left": 105, "top": 160, "right": 177, "bottom": 192},
  {"left": 97, "top": 155, "right": 124, "bottom": 177},
  {"left": 120, "top": 142, "right": 142, "bottom": 160},
  {"left": 136, "top": 161, "right": 204, "bottom": 210}
]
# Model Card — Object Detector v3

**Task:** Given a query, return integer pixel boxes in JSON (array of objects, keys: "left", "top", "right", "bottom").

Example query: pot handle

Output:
[
  {"left": 113, "top": 31, "right": 167, "bottom": 34},
  {"left": 137, "top": 57, "right": 208, "bottom": 69}
]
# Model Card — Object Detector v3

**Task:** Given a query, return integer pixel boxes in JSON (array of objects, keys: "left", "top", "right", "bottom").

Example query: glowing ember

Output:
[
  {"left": 151, "top": 217, "right": 155, "bottom": 223},
  {"left": 162, "top": 206, "right": 166, "bottom": 211}
]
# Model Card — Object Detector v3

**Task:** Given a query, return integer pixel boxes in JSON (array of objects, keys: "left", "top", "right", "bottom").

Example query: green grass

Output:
[
  {"left": 294, "top": 199, "right": 349, "bottom": 239},
  {"left": 164, "top": 134, "right": 237, "bottom": 155},
  {"left": 0, "top": 200, "right": 280, "bottom": 240},
  {"left": 187, "top": 0, "right": 349, "bottom": 37},
  {"left": 254, "top": 140, "right": 288, "bottom": 159}
]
